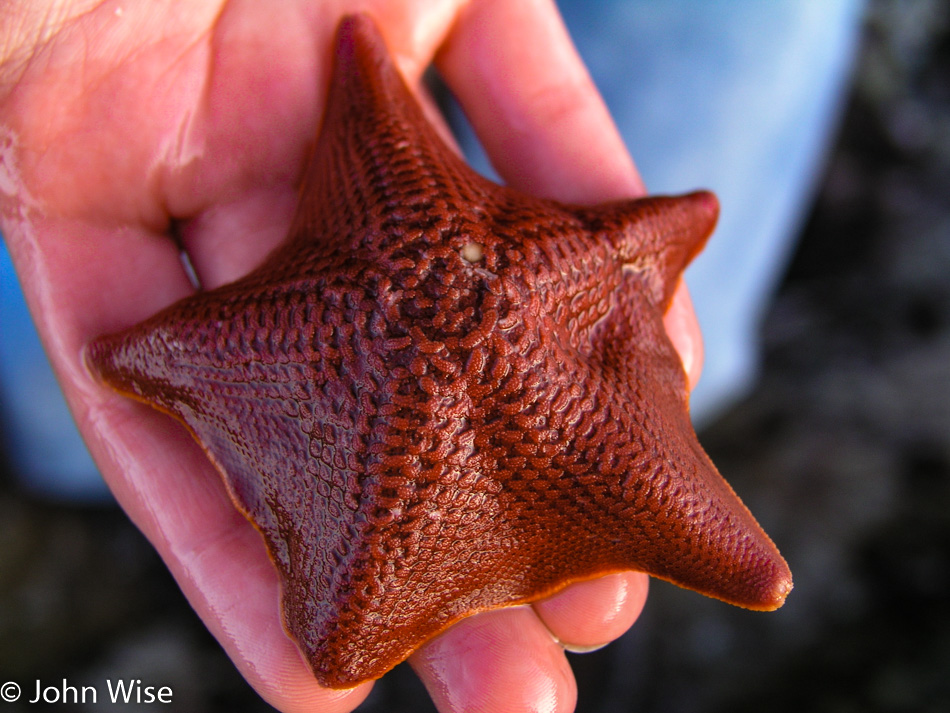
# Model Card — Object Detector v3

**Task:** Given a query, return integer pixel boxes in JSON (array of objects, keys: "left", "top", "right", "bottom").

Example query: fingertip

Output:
[
  {"left": 410, "top": 608, "right": 577, "bottom": 713},
  {"left": 533, "top": 572, "right": 648, "bottom": 652},
  {"left": 248, "top": 648, "right": 372, "bottom": 713},
  {"left": 663, "top": 280, "right": 704, "bottom": 391}
]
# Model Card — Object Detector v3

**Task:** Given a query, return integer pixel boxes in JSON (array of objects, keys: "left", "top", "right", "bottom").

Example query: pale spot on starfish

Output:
[{"left": 461, "top": 241, "right": 484, "bottom": 263}]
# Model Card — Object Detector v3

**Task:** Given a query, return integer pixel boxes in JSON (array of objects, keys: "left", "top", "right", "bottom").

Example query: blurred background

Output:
[{"left": 1, "top": 0, "right": 949, "bottom": 710}]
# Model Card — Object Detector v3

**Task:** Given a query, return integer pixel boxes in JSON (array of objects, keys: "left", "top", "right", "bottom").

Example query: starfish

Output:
[{"left": 86, "top": 13, "right": 792, "bottom": 689}]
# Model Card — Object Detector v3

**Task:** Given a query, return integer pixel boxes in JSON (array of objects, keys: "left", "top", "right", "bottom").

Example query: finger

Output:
[
  {"left": 410, "top": 607, "right": 577, "bottom": 713},
  {"left": 163, "top": 0, "right": 322, "bottom": 290},
  {"left": 176, "top": 186, "right": 299, "bottom": 289},
  {"left": 663, "top": 280, "right": 705, "bottom": 390},
  {"left": 437, "top": 0, "right": 643, "bottom": 203},
  {"left": 2, "top": 217, "right": 191, "bottom": 356},
  {"left": 532, "top": 573, "right": 648, "bottom": 652}
]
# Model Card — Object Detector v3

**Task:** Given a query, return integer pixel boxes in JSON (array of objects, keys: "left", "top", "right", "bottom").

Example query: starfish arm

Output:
[
  {"left": 287, "top": 14, "right": 498, "bottom": 259},
  {"left": 591, "top": 278, "right": 792, "bottom": 609},
  {"left": 84, "top": 284, "right": 411, "bottom": 687},
  {"left": 577, "top": 190, "right": 720, "bottom": 310}
]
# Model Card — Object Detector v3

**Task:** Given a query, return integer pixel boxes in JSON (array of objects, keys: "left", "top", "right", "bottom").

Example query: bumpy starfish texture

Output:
[{"left": 87, "top": 14, "right": 792, "bottom": 688}]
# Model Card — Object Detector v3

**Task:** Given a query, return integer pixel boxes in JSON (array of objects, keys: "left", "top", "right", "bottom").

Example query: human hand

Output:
[{"left": 0, "top": 1, "right": 702, "bottom": 711}]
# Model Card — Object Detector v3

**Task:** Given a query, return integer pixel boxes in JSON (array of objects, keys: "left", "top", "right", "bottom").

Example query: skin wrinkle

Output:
[
  {"left": 0, "top": 1, "right": 91, "bottom": 85},
  {"left": 3, "top": 3, "right": 225, "bottom": 228},
  {"left": 131, "top": 11, "right": 220, "bottom": 227},
  {"left": 151, "top": 27, "right": 216, "bottom": 199},
  {"left": 161, "top": 1, "right": 316, "bottom": 225}
]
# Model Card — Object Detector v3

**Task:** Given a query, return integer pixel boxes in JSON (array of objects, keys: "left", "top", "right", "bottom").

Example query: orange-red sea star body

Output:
[{"left": 86, "top": 14, "right": 792, "bottom": 689}]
